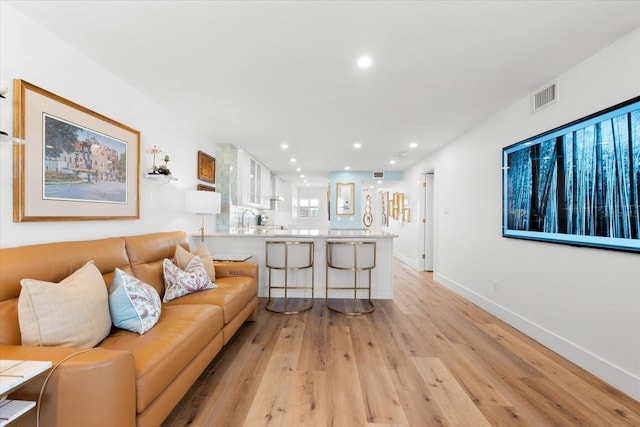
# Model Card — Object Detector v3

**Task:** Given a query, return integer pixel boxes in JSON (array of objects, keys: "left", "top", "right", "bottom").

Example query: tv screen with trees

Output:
[{"left": 503, "top": 96, "right": 640, "bottom": 253}]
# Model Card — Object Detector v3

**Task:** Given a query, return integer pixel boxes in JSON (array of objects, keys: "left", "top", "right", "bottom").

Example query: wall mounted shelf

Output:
[
  {"left": 143, "top": 173, "right": 178, "bottom": 182},
  {"left": 143, "top": 173, "right": 178, "bottom": 201},
  {"left": 0, "top": 134, "right": 25, "bottom": 144},
  {"left": 0, "top": 92, "right": 24, "bottom": 144}
]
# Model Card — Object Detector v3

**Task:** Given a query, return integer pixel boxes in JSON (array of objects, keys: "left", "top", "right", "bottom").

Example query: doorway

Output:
[{"left": 421, "top": 172, "right": 434, "bottom": 271}]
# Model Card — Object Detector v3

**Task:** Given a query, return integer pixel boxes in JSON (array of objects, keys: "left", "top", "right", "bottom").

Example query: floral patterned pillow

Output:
[
  {"left": 109, "top": 268, "right": 161, "bottom": 334},
  {"left": 162, "top": 256, "right": 216, "bottom": 303}
]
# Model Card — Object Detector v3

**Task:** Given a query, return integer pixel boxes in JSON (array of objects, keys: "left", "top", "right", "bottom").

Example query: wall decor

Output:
[
  {"left": 363, "top": 194, "right": 373, "bottom": 227},
  {"left": 146, "top": 145, "right": 163, "bottom": 174},
  {"left": 197, "top": 184, "right": 215, "bottom": 192},
  {"left": 390, "top": 193, "right": 397, "bottom": 220},
  {"left": 381, "top": 191, "right": 389, "bottom": 226},
  {"left": 391, "top": 192, "right": 404, "bottom": 220},
  {"left": 403, "top": 207, "right": 411, "bottom": 223},
  {"left": 13, "top": 79, "right": 140, "bottom": 222},
  {"left": 197, "top": 150, "right": 215, "bottom": 183},
  {"left": 503, "top": 96, "right": 640, "bottom": 253},
  {"left": 402, "top": 194, "right": 411, "bottom": 223},
  {"left": 327, "top": 183, "right": 331, "bottom": 220},
  {"left": 336, "top": 182, "right": 355, "bottom": 215}
]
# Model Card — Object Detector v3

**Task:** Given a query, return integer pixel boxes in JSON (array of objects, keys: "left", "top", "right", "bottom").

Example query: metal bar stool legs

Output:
[
  {"left": 325, "top": 240, "right": 376, "bottom": 315},
  {"left": 265, "top": 240, "right": 314, "bottom": 314}
]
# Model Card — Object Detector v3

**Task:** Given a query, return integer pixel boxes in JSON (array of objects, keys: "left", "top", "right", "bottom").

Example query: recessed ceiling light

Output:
[
  {"left": 389, "top": 160, "right": 396, "bottom": 165},
  {"left": 409, "top": 142, "right": 417, "bottom": 148},
  {"left": 300, "top": 174, "right": 305, "bottom": 178},
  {"left": 290, "top": 158, "right": 296, "bottom": 163},
  {"left": 345, "top": 166, "right": 351, "bottom": 170},
  {"left": 357, "top": 55, "right": 373, "bottom": 69},
  {"left": 377, "top": 180, "right": 382, "bottom": 184},
  {"left": 353, "top": 142, "right": 361, "bottom": 149},
  {"left": 281, "top": 143, "right": 288, "bottom": 149},
  {"left": 296, "top": 167, "right": 301, "bottom": 172}
]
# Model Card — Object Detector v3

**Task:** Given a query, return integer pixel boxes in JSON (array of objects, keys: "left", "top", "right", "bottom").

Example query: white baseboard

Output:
[
  {"left": 393, "top": 252, "right": 418, "bottom": 270},
  {"left": 434, "top": 272, "right": 640, "bottom": 402}
]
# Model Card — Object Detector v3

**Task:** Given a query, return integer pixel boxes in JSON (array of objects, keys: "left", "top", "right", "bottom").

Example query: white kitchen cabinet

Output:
[
  {"left": 260, "top": 163, "right": 271, "bottom": 207},
  {"left": 237, "top": 149, "right": 271, "bottom": 209}
]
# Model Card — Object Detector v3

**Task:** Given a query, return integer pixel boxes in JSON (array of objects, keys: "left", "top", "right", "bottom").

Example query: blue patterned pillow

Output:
[
  {"left": 162, "top": 256, "right": 216, "bottom": 303},
  {"left": 109, "top": 268, "right": 162, "bottom": 334}
]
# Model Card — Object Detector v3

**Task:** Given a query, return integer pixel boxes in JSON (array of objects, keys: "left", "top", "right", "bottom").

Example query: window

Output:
[{"left": 299, "top": 198, "right": 319, "bottom": 218}]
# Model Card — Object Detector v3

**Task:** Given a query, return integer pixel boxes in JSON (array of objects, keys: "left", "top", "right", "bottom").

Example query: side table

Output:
[{"left": 0, "top": 360, "right": 52, "bottom": 426}]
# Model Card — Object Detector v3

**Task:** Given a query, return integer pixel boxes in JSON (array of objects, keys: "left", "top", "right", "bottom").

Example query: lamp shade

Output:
[{"left": 185, "top": 190, "right": 221, "bottom": 215}]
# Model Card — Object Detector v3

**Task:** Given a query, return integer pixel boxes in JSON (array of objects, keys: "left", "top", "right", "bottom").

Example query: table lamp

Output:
[{"left": 185, "top": 190, "right": 221, "bottom": 242}]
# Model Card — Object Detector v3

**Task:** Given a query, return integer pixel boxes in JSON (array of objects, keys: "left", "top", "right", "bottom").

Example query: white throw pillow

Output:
[{"left": 18, "top": 261, "right": 112, "bottom": 348}]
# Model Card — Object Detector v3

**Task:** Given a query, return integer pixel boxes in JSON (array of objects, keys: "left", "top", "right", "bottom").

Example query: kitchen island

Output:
[{"left": 195, "top": 228, "right": 397, "bottom": 299}]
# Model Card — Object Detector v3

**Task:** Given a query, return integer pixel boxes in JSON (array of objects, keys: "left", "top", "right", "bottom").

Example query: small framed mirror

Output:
[{"left": 336, "top": 182, "right": 355, "bottom": 216}]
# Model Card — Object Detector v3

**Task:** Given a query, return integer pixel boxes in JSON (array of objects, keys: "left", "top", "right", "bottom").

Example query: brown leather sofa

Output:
[{"left": 0, "top": 231, "right": 258, "bottom": 427}]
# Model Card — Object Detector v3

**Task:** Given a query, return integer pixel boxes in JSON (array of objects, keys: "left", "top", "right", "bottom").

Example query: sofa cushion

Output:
[
  {"left": 162, "top": 257, "right": 216, "bottom": 303},
  {"left": 174, "top": 243, "right": 216, "bottom": 282},
  {"left": 164, "top": 276, "right": 255, "bottom": 325},
  {"left": 99, "top": 304, "right": 223, "bottom": 413},
  {"left": 109, "top": 268, "right": 162, "bottom": 334},
  {"left": 18, "top": 261, "right": 112, "bottom": 348},
  {"left": 123, "top": 231, "right": 189, "bottom": 297}
]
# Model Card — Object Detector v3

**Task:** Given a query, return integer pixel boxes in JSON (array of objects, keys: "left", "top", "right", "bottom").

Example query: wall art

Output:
[
  {"left": 503, "top": 96, "right": 640, "bottom": 252},
  {"left": 197, "top": 150, "right": 215, "bottom": 183},
  {"left": 13, "top": 79, "right": 140, "bottom": 221}
]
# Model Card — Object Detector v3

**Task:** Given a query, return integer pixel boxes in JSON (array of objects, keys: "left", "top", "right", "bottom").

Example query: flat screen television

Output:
[{"left": 502, "top": 96, "right": 640, "bottom": 253}]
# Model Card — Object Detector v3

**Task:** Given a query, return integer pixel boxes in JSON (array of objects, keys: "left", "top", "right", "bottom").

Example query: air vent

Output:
[
  {"left": 532, "top": 80, "right": 558, "bottom": 112},
  {"left": 373, "top": 171, "right": 385, "bottom": 179}
]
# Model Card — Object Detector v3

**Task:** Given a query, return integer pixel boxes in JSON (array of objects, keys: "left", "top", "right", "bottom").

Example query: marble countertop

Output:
[{"left": 198, "top": 228, "right": 397, "bottom": 239}]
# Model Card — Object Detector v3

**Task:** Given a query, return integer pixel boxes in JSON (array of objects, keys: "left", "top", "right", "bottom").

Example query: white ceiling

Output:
[{"left": 8, "top": 1, "right": 640, "bottom": 186}]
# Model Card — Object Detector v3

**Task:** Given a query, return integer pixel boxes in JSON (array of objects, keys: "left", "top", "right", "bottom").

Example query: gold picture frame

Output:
[
  {"left": 403, "top": 207, "right": 411, "bottom": 223},
  {"left": 336, "top": 182, "right": 355, "bottom": 215},
  {"left": 391, "top": 192, "right": 405, "bottom": 221},
  {"left": 13, "top": 79, "right": 140, "bottom": 222},
  {"left": 381, "top": 191, "right": 389, "bottom": 226},
  {"left": 197, "top": 150, "right": 215, "bottom": 183}
]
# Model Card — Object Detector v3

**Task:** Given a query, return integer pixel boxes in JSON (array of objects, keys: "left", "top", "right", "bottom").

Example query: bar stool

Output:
[
  {"left": 325, "top": 240, "right": 376, "bottom": 315},
  {"left": 265, "top": 240, "right": 314, "bottom": 314}
]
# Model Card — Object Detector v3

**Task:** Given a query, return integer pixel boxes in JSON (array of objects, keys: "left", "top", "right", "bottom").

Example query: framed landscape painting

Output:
[
  {"left": 502, "top": 96, "right": 640, "bottom": 253},
  {"left": 13, "top": 79, "right": 140, "bottom": 221}
]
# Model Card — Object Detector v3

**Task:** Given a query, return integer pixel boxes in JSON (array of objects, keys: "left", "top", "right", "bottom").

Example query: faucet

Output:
[{"left": 241, "top": 210, "right": 255, "bottom": 228}]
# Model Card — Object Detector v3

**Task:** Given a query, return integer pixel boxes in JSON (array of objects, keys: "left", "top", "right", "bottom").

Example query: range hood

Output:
[{"left": 270, "top": 174, "right": 284, "bottom": 202}]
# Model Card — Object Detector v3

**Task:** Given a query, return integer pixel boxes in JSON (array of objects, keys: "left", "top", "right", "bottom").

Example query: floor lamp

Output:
[{"left": 185, "top": 190, "right": 221, "bottom": 242}]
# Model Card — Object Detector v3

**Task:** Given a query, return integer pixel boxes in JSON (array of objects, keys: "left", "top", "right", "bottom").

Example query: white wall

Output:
[
  {"left": 0, "top": 3, "right": 217, "bottom": 247},
  {"left": 397, "top": 28, "right": 640, "bottom": 400}
]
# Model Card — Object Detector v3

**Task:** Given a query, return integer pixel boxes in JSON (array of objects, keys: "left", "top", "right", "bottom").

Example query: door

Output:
[{"left": 421, "top": 172, "right": 434, "bottom": 271}]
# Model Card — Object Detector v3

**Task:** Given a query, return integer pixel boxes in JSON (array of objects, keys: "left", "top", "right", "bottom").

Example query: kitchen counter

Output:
[
  {"left": 195, "top": 228, "right": 397, "bottom": 299},
  {"left": 202, "top": 228, "right": 397, "bottom": 239}
]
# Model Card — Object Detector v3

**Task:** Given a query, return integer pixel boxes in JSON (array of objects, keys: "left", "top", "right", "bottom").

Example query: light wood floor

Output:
[{"left": 163, "top": 259, "right": 640, "bottom": 427}]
